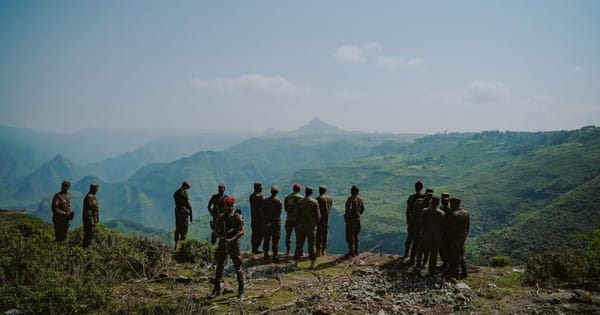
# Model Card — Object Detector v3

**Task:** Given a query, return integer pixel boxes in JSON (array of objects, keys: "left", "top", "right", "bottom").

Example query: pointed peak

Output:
[{"left": 295, "top": 117, "right": 343, "bottom": 134}]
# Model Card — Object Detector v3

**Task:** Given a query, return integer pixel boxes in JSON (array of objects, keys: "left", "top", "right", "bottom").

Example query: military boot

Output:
[
  {"left": 272, "top": 251, "right": 280, "bottom": 263},
  {"left": 208, "top": 282, "right": 221, "bottom": 300},
  {"left": 237, "top": 274, "right": 245, "bottom": 299},
  {"left": 321, "top": 248, "right": 327, "bottom": 256},
  {"left": 310, "top": 260, "right": 316, "bottom": 269},
  {"left": 263, "top": 252, "right": 270, "bottom": 262}
]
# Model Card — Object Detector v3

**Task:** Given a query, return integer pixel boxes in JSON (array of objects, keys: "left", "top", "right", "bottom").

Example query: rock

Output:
[
  {"left": 455, "top": 282, "right": 471, "bottom": 291},
  {"left": 486, "top": 283, "right": 497, "bottom": 289},
  {"left": 456, "top": 293, "right": 468, "bottom": 302},
  {"left": 5, "top": 310, "right": 22, "bottom": 315},
  {"left": 537, "top": 292, "right": 576, "bottom": 304},
  {"left": 175, "top": 276, "right": 192, "bottom": 284},
  {"left": 377, "top": 310, "right": 386, "bottom": 315}
]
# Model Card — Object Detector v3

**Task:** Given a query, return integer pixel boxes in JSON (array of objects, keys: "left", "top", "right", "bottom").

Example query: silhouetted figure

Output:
[
  {"left": 344, "top": 185, "right": 365, "bottom": 257},
  {"left": 447, "top": 197, "right": 470, "bottom": 279},
  {"left": 249, "top": 182, "right": 264, "bottom": 254},
  {"left": 418, "top": 196, "right": 445, "bottom": 275},
  {"left": 316, "top": 185, "right": 333, "bottom": 256},
  {"left": 82, "top": 183, "right": 99, "bottom": 247},
  {"left": 173, "top": 181, "right": 192, "bottom": 251},
  {"left": 263, "top": 186, "right": 283, "bottom": 262},
  {"left": 207, "top": 183, "right": 227, "bottom": 244},
  {"left": 403, "top": 180, "right": 425, "bottom": 263},
  {"left": 52, "top": 181, "right": 73, "bottom": 242},
  {"left": 284, "top": 184, "right": 303, "bottom": 255}
]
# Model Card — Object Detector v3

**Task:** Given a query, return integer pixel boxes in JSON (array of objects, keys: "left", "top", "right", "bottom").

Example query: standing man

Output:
[
  {"left": 82, "top": 183, "right": 100, "bottom": 247},
  {"left": 344, "top": 185, "right": 365, "bottom": 258},
  {"left": 403, "top": 180, "right": 425, "bottom": 263},
  {"left": 207, "top": 183, "right": 228, "bottom": 245},
  {"left": 209, "top": 196, "right": 245, "bottom": 300},
  {"left": 439, "top": 192, "right": 452, "bottom": 273},
  {"left": 294, "top": 186, "right": 320, "bottom": 269},
  {"left": 262, "top": 186, "right": 283, "bottom": 262},
  {"left": 419, "top": 196, "right": 445, "bottom": 276},
  {"left": 448, "top": 198, "right": 470, "bottom": 279},
  {"left": 316, "top": 185, "right": 333, "bottom": 257},
  {"left": 173, "top": 181, "right": 193, "bottom": 251},
  {"left": 284, "top": 184, "right": 303, "bottom": 256},
  {"left": 51, "top": 180, "right": 73, "bottom": 242},
  {"left": 249, "top": 182, "right": 264, "bottom": 254}
]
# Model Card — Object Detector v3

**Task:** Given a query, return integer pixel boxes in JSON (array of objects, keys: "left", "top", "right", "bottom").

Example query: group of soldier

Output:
[
  {"left": 49, "top": 178, "right": 468, "bottom": 300},
  {"left": 403, "top": 180, "right": 470, "bottom": 280}
]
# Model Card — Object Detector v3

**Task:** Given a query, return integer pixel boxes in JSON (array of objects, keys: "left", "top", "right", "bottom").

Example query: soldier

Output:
[
  {"left": 414, "top": 189, "right": 434, "bottom": 267},
  {"left": 294, "top": 186, "right": 320, "bottom": 269},
  {"left": 344, "top": 185, "right": 365, "bottom": 258},
  {"left": 403, "top": 180, "right": 425, "bottom": 263},
  {"left": 51, "top": 180, "right": 73, "bottom": 242},
  {"left": 438, "top": 192, "right": 452, "bottom": 272},
  {"left": 316, "top": 185, "right": 333, "bottom": 257},
  {"left": 173, "top": 181, "right": 193, "bottom": 251},
  {"left": 284, "top": 184, "right": 303, "bottom": 255},
  {"left": 207, "top": 183, "right": 228, "bottom": 245},
  {"left": 209, "top": 196, "right": 245, "bottom": 300},
  {"left": 82, "top": 183, "right": 99, "bottom": 247},
  {"left": 418, "top": 196, "right": 445, "bottom": 275},
  {"left": 262, "top": 186, "right": 283, "bottom": 262},
  {"left": 448, "top": 198, "right": 470, "bottom": 279},
  {"left": 249, "top": 182, "right": 264, "bottom": 254}
]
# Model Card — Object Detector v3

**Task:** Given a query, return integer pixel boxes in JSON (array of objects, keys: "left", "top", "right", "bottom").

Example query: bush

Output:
[
  {"left": 523, "top": 229, "right": 600, "bottom": 291},
  {"left": 175, "top": 239, "right": 214, "bottom": 265},
  {"left": 488, "top": 255, "right": 511, "bottom": 267}
]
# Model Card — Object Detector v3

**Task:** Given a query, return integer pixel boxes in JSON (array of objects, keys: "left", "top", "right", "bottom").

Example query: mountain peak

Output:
[{"left": 295, "top": 117, "right": 343, "bottom": 134}]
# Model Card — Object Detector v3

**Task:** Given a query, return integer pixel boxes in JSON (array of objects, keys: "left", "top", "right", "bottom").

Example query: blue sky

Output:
[{"left": 1, "top": 1, "right": 598, "bottom": 133}]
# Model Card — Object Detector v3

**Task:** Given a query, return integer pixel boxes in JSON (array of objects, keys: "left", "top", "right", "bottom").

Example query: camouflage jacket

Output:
[
  {"left": 296, "top": 197, "right": 320, "bottom": 228},
  {"left": 317, "top": 193, "right": 333, "bottom": 224},
  {"left": 52, "top": 191, "right": 72, "bottom": 217},
  {"left": 82, "top": 193, "right": 99, "bottom": 225},
  {"left": 284, "top": 192, "right": 303, "bottom": 222},
  {"left": 344, "top": 195, "right": 365, "bottom": 221}
]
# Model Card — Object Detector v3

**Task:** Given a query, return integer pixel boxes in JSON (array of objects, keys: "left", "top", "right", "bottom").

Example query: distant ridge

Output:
[{"left": 293, "top": 117, "right": 344, "bottom": 135}]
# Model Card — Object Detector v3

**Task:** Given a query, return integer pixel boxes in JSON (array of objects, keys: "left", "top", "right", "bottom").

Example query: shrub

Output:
[
  {"left": 175, "top": 239, "right": 214, "bottom": 265},
  {"left": 488, "top": 255, "right": 511, "bottom": 267}
]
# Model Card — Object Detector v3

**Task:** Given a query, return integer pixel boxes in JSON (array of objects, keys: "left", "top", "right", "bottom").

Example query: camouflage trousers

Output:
[
  {"left": 214, "top": 240, "right": 244, "bottom": 286},
  {"left": 174, "top": 217, "right": 188, "bottom": 243},
  {"left": 404, "top": 224, "right": 420, "bottom": 261},
  {"left": 316, "top": 219, "right": 329, "bottom": 253},
  {"left": 418, "top": 239, "right": 441, "bottom": 275},
  {"left": 53, "top": 215, "right": 69, "bottom": 242},
  {"left": 263, "top": 222, "right": 281, "bottom": 255},
  {"left": 294, "top": 225, "right": 317, "bottom": 261},
  {"left": 285, "top": 220, "right": 296, "bottom": 253},
  {"left": 83, "top": 222, "right": 96, "bottom": 247},
  {"left": 448, "top": 238, "right": 467, "bottom": 278},
  {"left": 251, "top": 219, "right": 263, "bottom": 252},
  {"left": 345, "top": 217, "right": 361, "bottom": 255}
]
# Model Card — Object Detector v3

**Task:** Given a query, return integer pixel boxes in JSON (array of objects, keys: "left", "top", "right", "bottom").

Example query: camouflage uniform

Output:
[
  {"left": 207, "top": 191, "right": 227, "bottom": 244},
  {"left": 173, "top": 186, "right": 192, "bottom": 244},
  {"left": 284, "top": 189, "right": 303, "bottom": 254},
  {"left": 447, "top": 198, "right": 470, "bottom": 279},
  {"left": 52, "top": 188, "right": 72, "bottom": 242},
  {"left": 316, "top": 186, "right": 333, "bottom": 256},
  {"left": 418, "top": 197, "right": 445, "bottom": 275},
  {"left": 439, "top": 193, "right": 452, "bottom": 270},
  {"left": 82, "top": 185, "right": 99, "bottom": 247},
  {"left": 294, "top": 188, "right": 320, "bottom": 261},
  {"left": 344, "top": 187, "right": 365, "bottom": 257},
  {"left": 262, "top": 192, "right": 282, "bottom": 260},
  {"left": 404, "top": 189, "right": 425, "bottom": 262},
  {"left": 249, "top": 183, "right": 264, "bottom": 253},
  {"left": 213, "top": 210, "right": 245, "bottom": 297}
]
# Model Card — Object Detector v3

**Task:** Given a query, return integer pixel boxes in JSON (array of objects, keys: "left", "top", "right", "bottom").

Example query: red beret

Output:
[
  {"left": 183, "top": 181, "right": 191, "bottom": 188},
  {"left": 293, "top": 183, "right": 301, "bottom": 190},
  {"left": 224, "top": 196, "right": 235, "bottom": 206}
]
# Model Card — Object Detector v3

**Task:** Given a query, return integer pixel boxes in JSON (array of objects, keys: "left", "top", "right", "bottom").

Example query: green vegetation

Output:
[
  {"left": 488, "top": 255, "right": 512, "bottom": 267},
  {"left": 524, "top": 230, "right": 600, "bottom": 291},
  {"left": 174, "top": 239, "right": 214, "bottom": 265}
]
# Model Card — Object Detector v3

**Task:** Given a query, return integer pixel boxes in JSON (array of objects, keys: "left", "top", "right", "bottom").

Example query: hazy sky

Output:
[{"left": 1, "top": 1, "right": 599, "bottom": 134}]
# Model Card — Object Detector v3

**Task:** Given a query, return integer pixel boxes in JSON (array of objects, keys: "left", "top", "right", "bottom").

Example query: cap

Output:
[
  {"left": 224, "top": 196, "right": 235, "bottom": 206},
  {"left": 305, "top": 186, "right": 314, "bottom": 193},
  {"left": 218, "top": 183, "right": 226, "bottom": 188},
  {"left": 351, "top": 185, "right": 359, "bottom": 193},
  {"left": 450, "top": 197, "right": 461, "bottom": 208},
  {"left": 415, "top": 180, "right": 424, "bottom": 190},
  {"left": 90, "top": 183, "right": 99, "bottom": 189},
  {"left": 61, "top": 180, "right": 70, "bottom": 187},
  {"left": 319, "top": 185, "right": 327, "bottom": 191},
  {"left": 293, "top": 183, "right": 301, "bottom": 190},
  {"left": 441, "top": 192, "right": 450, "bottom": 200},
  {"left": 271, "top": 185, "right": 279, "bottom": 192},
  {"left": 425, "top": 188, "right": 434, "bottom": 194},
  {"left": 254, "top": 182, "right": 262, "bottom": 189},
  {"left": 182, "top": 181, "right": 191, "bottom": 188}
]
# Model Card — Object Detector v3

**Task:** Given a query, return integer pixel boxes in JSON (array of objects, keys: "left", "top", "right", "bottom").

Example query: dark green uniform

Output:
[
  {"left": 82, "top": 188, "right": 99, "bottom": 247},
  {"left": 213, "top": 211, "right": 245, "bottom": 295},
  {"left": 447, "top": 199, "right": 470, "bottom": 279},
  {"left": 344, "top": 192, "right": 365, "bottom": 257},
  {"left": 404, "top": 191, "right": 425, "bottom": 261},
  {"left": 284, "top": 191, "right": 303, "bottom": 254},
  {"left": 294, "top": 195, "right": 320, "bottom": 261},
  {"left": 418, "top": 197, "right": 445, "bottom": 275},
  {"left": 207, "top": 192, "right": 227, "bottom": 244},
  {"left": 173, "top": 187, "right": 192, "bottom": 243},
  {"left": 249, "top": 187, "right": 264, "bottom": 253},
  {"left": 52, "top": 190, "right": 72, "bottom": 242},
  {"left": 262, "top": 195, "right": 282, "bottom": 259},
  {"left": 316, "top": 190, "right": 333, "bottom": 255}
]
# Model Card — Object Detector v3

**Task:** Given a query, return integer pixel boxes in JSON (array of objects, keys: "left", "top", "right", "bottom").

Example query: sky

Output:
[{"left": 1, "top": 0, "right": 599, "bottom": 134}]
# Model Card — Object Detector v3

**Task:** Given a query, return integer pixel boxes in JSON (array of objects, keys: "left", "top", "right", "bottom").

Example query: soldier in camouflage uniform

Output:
[
  {"left": 447, "top": 197, "right": 470, "bottom": 279},
  {"left": 344, "top": 185, "right": 365, "bottom": 258},
  {"left": 209, "top": 196, "right": 245, "bottom": 300},
  {"left": 52, "top": 180, "right": 73, "bottom": 242},
  {"left": 262, "top": 186, "right": 283, "bottom": 262},
  {"left": 414, "top": 189, "right": 433, "bottom": 267},
  {"left": 284, "top": 184, "right": 303, "bottom": 255},
  {"left": 173, "top": 181, "right": 193, "bottom": 251},
  {"left": 316, "top": 185, "right": 333, "bottom": 257},
  {"left": 294, "top": 186, "right": 320, "bottom": 269},
  {"left": 249, "top": 182, "right": 264, "bottom": 254},
  {"left": 403, "top": 180, "right": 425, "bottom": 263},
  {"left": 438, "top": 192, "right": 451, "bottom": 272},
  {"left": 207, "top": 183, "right": 227, "bottom": 245},
  {"left": 82, "top": 183, "right": 100, "bottom": 247},
  {"left": 418, "top": 196, "right": 445, "bottom": 275}
]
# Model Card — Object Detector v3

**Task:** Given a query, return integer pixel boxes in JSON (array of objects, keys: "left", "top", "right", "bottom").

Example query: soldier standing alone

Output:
[
  {"left": 344, "top": 185, "right": 365, "bottom": 258},
  {"left": 173, "top": 181, "right": 193, "bottom": 251},
  {"left": 209, "top": 196, "right": 245, "bottom": 300},
  {"left": 249, "top": 183, "right": 264, "bottom": 254},
  {"left": 52, "top": 180, "right": 73, "bottom": 242},
  {"left": 294, "top": 186, "right": 320, "bottom": 269},
  {"left": 82, "top": 183, "right": 99, "bottom": 247},
  {"left": 284, "top": 184, "right": 303, "bottom": 255},
  {"left": 262, "top": 186, "right": 283, "bottom": 262},
  {"left": 207, "top": 183, "right": 228, "bottom": 245},
  {"left": 316, "top": 185, "right": 333, "bottom": 257}
]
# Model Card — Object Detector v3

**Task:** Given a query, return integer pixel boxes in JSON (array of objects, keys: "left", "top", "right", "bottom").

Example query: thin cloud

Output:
[
  {"left": 190, "top": 74, "right": 311, "bottom": 96},
  {"left": 333, "top": 42, "right": 382, "bottom": 63},
  {"left": 377, "top": 56, "right": 425, "bottom": 69},
  {"left": 570, "top": 65, "right": 584, "bottom": 73},
  {"left": 465, "top": 80, "right": 510, "bottom": 104}
]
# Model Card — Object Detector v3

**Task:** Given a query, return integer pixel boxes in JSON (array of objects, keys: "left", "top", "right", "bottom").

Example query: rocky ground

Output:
[{"left": 109, "top": 252, "right": 600, "bottom": 314}]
